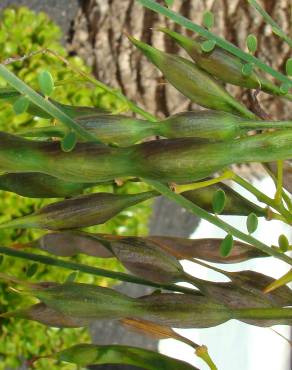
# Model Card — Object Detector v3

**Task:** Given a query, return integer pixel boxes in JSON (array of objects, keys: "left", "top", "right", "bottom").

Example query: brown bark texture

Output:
[{"left": 70, "top": 0, "right": 292, "bottom": 120}]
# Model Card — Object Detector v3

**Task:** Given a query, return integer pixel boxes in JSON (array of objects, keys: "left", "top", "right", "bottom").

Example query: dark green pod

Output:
[
  {"left": 0, "top": 190, "right": 156, "bottom": 230},
  {"left": 0, "top": 87, "right": 108, "bottom": 119},
  {"left": 182, "top": 183, "right": 266, "bottom": 216},
  {"left": 160, "top": 28, "right": 292, "bottom": 100},
  {"left": 20, "top": 114, "right": 156, "bottom": 146},
  {"left": 1, "top": 130, "right": 292, "bottom": 184},
  {"left": 1, "top": 303, "right": 92, "bottom": 328},
  {"left": 129, "top": 36, "right": 256, "bottom": 119},
  {"left": 56, "top": 344, "right": 199, "bottom": 370},
  {"left": 0, "top": 172, "right": 94, "bottom": 198}
]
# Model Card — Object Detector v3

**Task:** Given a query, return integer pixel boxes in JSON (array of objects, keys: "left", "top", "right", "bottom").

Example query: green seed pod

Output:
[
  {"left": 0, "top": 87, "right": 108, "bottom": 119},
  {"left": 31, "top": 231, "right": 113, "bottom": 257},
  {"left": 148, "top": 235, "right": 266, "bottom": 263},
  {"left": 0, "top": 190, "right": 156, "bottom": 230},
  {"left": 21, "top": 114, "right": 156, "bottom": 146},
  {"left": 26, "top": 282, "right": 140, "bottom": 320},
  {"left": 139, "top": 292, "right": 232, "bottom": 328},
  {"left": 1, "top": 303, "right": 92, "bottom": 328},
  {"left": 183, "top": 183, "right": 266, "bottom": 216},
  {"left": 0, "top": 172, "right": 94, "bottom": 198},
  {"left": 1, "top": 130, "right": 292, "bottom": 184},
  {"left": 129, "top": 35, "right": 256, "bottom": 119},
  {"left": 56, "top": 344, "right": 199, "bottom": 370},
  {"left": 160, "top": 28, "right": 292, "bottom": 100},
  {"left": 108, "top": 237, "right": 185, "bottom": 284}
]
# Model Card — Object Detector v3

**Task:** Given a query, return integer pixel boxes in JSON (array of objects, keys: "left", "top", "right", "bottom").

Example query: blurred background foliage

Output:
[{"left": 0, "top": 6, "right": 152, "bottom": 369}]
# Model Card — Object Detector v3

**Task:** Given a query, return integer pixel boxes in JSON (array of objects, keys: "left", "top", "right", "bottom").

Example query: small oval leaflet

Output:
[
  {"left": 65, "top": 271, "right": 78, "bottom": 283},
  {"left": 38, "top": 70, "right": 54, "bottom": 97},
  {"left": 278, "top": 234, "right": 289, "bottom": 252},
  {"left": 61, "top": 131, "right": 77, "bottom": 152},
  {"left": 26, "top": 263, "right": 38, "bottom": 277},
  {"left": 201, "top": 40, "right": 216, "bottom": 53},
  {"left": 13, "top": 96, "right": 29, "bottom": 115},
  {"left": 246, "top": 212, "right": 258, "bottom": 234},
  {"left": 286, "top": 58, "right": 292, "bottom": 77},
  {"left": 241, "top": 63, "right": 253, "bottom": 77},
  {"left": 212, "top": 189, "right": 226, "bottom": 214},
  {"left": 164, "top": 0, "right": 174, "bottom": 7},
  {"left": 280, "top": 82, "right": 291, "bottom": 95},
  {"left": 203, "top": 11, "right": 214, "bottom": 30},
  {"left": 220, "top": 234, "right": 234, "bottom": 257},
  {"left": 246, "top": 34, "right": 257, "bottom": 54}
]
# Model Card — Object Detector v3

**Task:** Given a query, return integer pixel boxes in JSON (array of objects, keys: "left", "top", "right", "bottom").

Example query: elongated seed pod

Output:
[
  {"left": 182, "top": 182, "right": 266, "bottom": 217},
  {"left": 56, "top": 344, "right": 199, "bottom": 370},
  {"left": 1, "top": 131, "right": 292, "bottom": 184},
  {"left": 160, "top": 28, "right": 292, "bottom": 100},
  {"left": 129, "top": 36, "right": 256, "bottom": 119},
  {"left": 0, "top": 87, "right": 108, "bottom": 118},
  {"left": 20, "top": 111, "right": 292, "bottom": 145},
  {"left": 148, "top": 235, "right": 266, "bottom": 263},
  {"left": 108, "top": 237, "right": 185, "bottom": 284},
  {"left": 0, "top": 172, "right": 94, "bottom": 198},
  {"left": 1, "top": 303, "right": 92, "bottom": 328},
  {"left": 30, "top": 231, "right": 113, "bottom": 257},
  {"left": 21, "top": 114, "right": 156, "bottom": 146},
  {"left": 0, "top": 190, "right": 156, "bottom": 230}
]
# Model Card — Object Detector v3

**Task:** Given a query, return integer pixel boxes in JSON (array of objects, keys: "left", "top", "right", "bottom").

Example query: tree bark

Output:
[{"left": 70, "top": 0, "right": 292, "bottom": 120}]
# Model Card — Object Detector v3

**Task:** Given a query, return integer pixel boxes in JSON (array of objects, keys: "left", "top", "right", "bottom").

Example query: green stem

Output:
[
  {"left": 232, "top": 173, "right": 292, "bottom": 224},
  {"left": 0, "top": 246, "right": 198, "bottom": 296},
  {"left": 0, "top": 65, "right": 98, "bottom": 143},
  {"left": 137, "top": 0, "right": 292, "bottom": 87},
  {"left": 248, "top": 0, "right": 292, "bottom": 49},
  {"left": 275, "top": 160, "right": 283, "bottom": 205},
  {"left": 232, "top": 307, "right": 292, "bottom": 321},
  {"left": 143, "top": 179, "right": 292, "bottom": 265}
]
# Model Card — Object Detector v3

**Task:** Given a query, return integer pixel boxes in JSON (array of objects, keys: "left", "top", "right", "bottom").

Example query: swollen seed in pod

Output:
[
  {"left": 0, "top": 172, "right": 94, "bottom": 198},
  {"left": 1, "top": 303, "right": 92, "bottom": 328},
  {"left": 0, "top": 190, "right": 156, "bottom": 230},
  {"left": 128, "top": 36, "right": 256, "bottom": 119},
  {"left": 182, "top": 182, "right": 266, "bottom": 217},
  {"left": 160, "top": 28, "right": 292, "bottom": 100},
  {"left": 108, "top": 237, "right": 185, "bottom": 284},
  {"left": 56, "top": 344, "right": 199, "bottom": 370},
  {"left": 31, "top": 231, "right": 113, "bottom": 257},
  {"left": 158, "top": 110, "right": 244, "bottom": 141},
  {"left": 147, "top": 235, "right": 266, "bottom": 263},
  {"left": 27, "top": 282, "right": 139, "bottom": 320},
  {"left": 139, "top": 292, "right": 232, "bottom": 328}
]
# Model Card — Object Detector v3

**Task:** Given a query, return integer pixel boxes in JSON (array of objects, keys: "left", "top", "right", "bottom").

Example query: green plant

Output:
[
  {"left": 0, "top": 2, "right": 292, "bottom": 370},
  {"left": 0, "top": 7, "right": 152, "bottom": 370}
]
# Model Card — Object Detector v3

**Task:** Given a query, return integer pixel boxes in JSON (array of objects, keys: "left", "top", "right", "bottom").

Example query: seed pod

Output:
[
  {"left": 129, "top": 35, "right": 255, "bottom": 119},
  {"left": 0, "top": 172, "right": 94, "bottom": 198},
  {"left": 26, "top": 282, "right": 140, "bottom": 320},
  {"left": 30, "top": 231, "right": 113, "bottom": 257},
  {"left": 0, "top": 87, "right": 108, "bottom": 118},
  {"left": 108, "top": 237, "right": 185, "bottom": 284},
  {"left": 0, "top": 190, "right": 156, "bottom": 230},
  {"left": 139, "top": 292, "right": 232, "bottom": 328},
  {"left": 1, "top": 303, "right": 92, "bottom": 328},
  {"left": 56, "top": 344, "right": 199, "bottom": 370},
  {"left": 2, "top": 130, "right": 292, "bottom": 184},
  {"left": 160, "top": 28, "right": 292, "bottom": 100},
  {"left": 148, "top": 235, "right": 266, "bottom": 263},
  {"left": 20, "top": 114, "right": 156, "bottom": 146}
]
